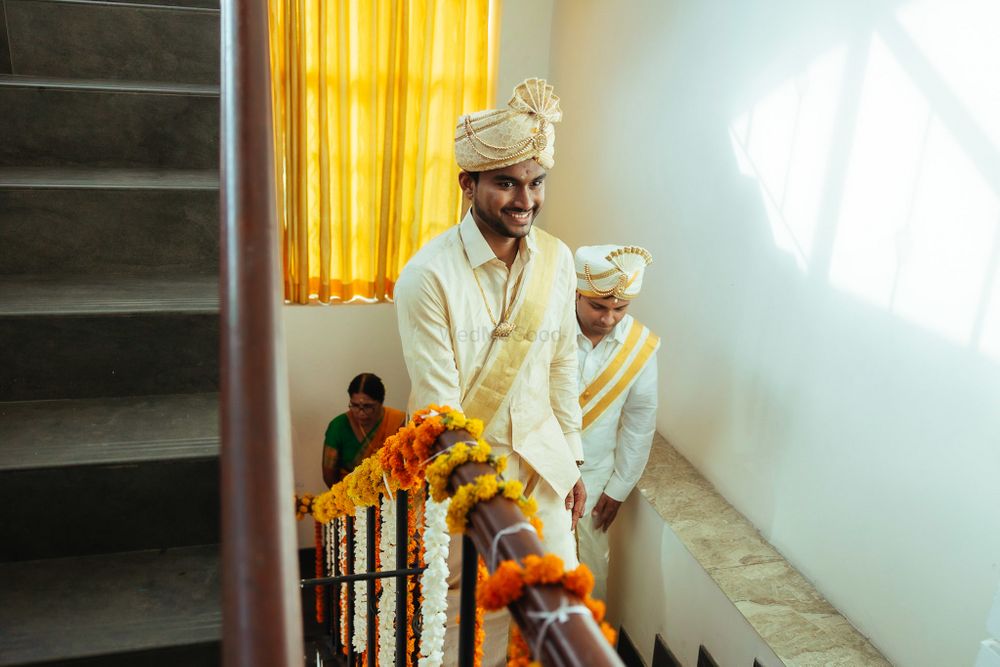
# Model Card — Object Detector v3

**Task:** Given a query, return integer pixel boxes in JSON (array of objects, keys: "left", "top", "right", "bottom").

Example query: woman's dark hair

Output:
[{"left": 348, "top": 373, "right": 385, "bottom": 403}]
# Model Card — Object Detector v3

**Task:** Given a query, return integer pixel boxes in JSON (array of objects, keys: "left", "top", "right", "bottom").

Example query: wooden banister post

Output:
[{"left": 220, "top": 0, "right": 303, "bottom": 665}]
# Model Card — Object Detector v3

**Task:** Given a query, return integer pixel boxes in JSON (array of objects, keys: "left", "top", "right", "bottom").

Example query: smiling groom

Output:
[
  {"left": 395, "top": 78, "right": 586, "bottom": 561},
  {"left": 394, "top": 78, "right": 585, "bottom": 664}
]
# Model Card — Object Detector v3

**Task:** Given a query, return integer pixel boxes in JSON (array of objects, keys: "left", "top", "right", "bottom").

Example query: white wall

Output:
[
  {"left": 977, "top": 584, "right": 1000, "bottom": 666},
  {"left": 544, "top": 1, "right": 1000, "bottom": 666},
  {"left": 495, "top": 0, "right": 554, "bottom": 100},
  {"left": 610, "top": 493, "right": 783, "bottom": 667}
]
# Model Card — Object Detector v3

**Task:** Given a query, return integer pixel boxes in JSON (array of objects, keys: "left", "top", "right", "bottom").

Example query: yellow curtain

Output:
[{"left": 269, "top": 0, "right": 500, "bottom": 304}]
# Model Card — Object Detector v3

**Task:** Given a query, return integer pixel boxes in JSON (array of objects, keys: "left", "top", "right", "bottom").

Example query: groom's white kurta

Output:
[{"left": 576, "top": 314, "right": 658, "bottom": 603}]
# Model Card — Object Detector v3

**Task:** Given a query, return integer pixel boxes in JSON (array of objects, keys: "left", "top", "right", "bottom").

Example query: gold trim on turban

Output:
[
  {"left": 575, "top": 245, "right": 653, "bottom": 300},
  {"left": 455, "top": 78, "right": 562, "bottom": 172}
]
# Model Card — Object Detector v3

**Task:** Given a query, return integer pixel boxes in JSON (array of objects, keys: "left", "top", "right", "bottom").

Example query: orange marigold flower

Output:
[
  {"left": 522, "top": 553, "right": 564, "bottom": 585},
  {"left": 563, "top": 565, "right": 595, "bottom": 598},
  {"left": 508, "top": 626, "right": 535, "bottom": 667},
  {"left": 600, "top": 622, "right": 617, "bottom": 646},
  {"left": 477, "top": 560, "right": 525, "bottom": 610},
  {"left": 529, "top": 515, "right": 545, "bottom": 539},
  {"left": 583, "top": 595, "right": 607, "bottom": 622}
]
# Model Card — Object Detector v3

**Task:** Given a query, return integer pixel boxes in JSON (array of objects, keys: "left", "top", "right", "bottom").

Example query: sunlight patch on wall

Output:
[
  {"left": 829, "top": 36, "right": 931, "bottom": 311},
  {"left": 830, "top": 34, "right": 1000, "bottom": 347},
  {"left": 729, "top": 0, "right": 1000, "bottom": 357},
  {"left": 896, "top": 0, "right": 1000, "bottom": 153},
  {"left": 978, "top": 264, "right": 1000, "bottom": 362},
  {"left": 890, "top": 117, "right": 999, "bottom": 344},
  {"left": 729, "top": 48, "right": 847, "bottom": 272}
]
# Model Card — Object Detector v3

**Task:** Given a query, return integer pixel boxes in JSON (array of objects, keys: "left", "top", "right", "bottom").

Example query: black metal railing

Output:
[
  {"left": 300, "top": 429, "right": 625, "bottom": 667},
  {"left": 301, "top": 491, "right": 426, "bottom": 667}
]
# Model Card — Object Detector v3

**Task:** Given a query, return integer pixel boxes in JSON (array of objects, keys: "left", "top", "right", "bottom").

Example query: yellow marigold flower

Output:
[
  {"left": 493, "top": 455, "right": 508, "bottom": 475},
  {"left": 501, "top": 479, "right": 524, "bottom": 500},
  {"left": 445, "top": 410, "right": 467, "bottom": 430},
  {"left": 529, "top": 515, "right": 545, "bottom": 539},
  {"left": 473, "top": 474, "right": 498, "bottom": 499},
  {"left": 467, "top": 419, "right": 485, "bottom": 439},
  {"left": 517, "top": 495, "right": 538, "bottom": 518}
]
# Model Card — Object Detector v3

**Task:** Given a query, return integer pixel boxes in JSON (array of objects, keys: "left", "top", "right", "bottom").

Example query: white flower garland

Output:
[
  {"left": 338, "top": 517, "right": 349, "bottom": 649},
  {"left": 377, "top": 496, "right": 398, "bottom": 667},
  {"left": 325, "top": 521, "right": 334, "bottom": 577},
  {"left": 353, "top": 507, "right": 368, "bottom": 654},
  {"left": 418, "top": 497, "right": 450, "bottom": 667}
]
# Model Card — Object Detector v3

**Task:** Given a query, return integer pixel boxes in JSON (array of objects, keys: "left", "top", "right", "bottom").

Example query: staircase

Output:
[{"left": 0, "top": 0, "right": 222, "bottom": 664}]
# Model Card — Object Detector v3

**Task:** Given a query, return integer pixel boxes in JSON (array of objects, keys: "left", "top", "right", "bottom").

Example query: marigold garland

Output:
[
  {"left": 294, "top": 406, "right": 612, "bottom": 667},
  {"left": 425, "top": 439, "right": 506, "bottom": 503},
  {"left": 508, "top": 626, "right": 536, "bottom": 667},
  {"left": 474, "top": 558, "right": 488, "bottom": 667},
  {"left": 314, "top": 519, "right": 325, "bottom": 623},
  {"left": 447, "top": 475, "right": 538, "bottom": 534},
  {"left": 339, "top": 518, "right": 349, "bottom": 654},
  {"left": 374, "top": 504, "right": 382, "bottom": 596},
  {"left": 308, "top": 405, "right": 477, "bottom": 525},
  {"left": 406, "top": 490, "right": 423, "bottom": 666},
  {"left": 296, "top": 493, "right": 315, "bottom": 520},
  {"left": 477, "top": 555, "right": 617, "bottom": 666}
]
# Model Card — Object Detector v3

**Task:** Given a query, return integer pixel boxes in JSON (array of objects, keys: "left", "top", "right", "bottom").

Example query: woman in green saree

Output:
[{"left": 322, "top": 373, "right": 406, "bottom": 487}]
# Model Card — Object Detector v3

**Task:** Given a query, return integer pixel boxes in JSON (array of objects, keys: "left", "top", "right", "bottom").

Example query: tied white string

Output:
[
  {"left": 526, "top": 601, "right": 592, "bottom": 660},
  {"left": 383, "top": 472, "right": 395, "bottom": 499},
  {"left": 488, "top": 522, "right": 537, "bottom": 571},
  {"left": 420, "top": 440, "right": 479, "bottom": 466}
]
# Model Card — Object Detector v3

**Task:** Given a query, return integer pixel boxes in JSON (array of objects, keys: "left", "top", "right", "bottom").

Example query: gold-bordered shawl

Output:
[
  {"left": 580, "top": 318, "right": 659, "bottom": 431},
  {"left": 461, "top": 227, "right": 561, "bottom": 429}
]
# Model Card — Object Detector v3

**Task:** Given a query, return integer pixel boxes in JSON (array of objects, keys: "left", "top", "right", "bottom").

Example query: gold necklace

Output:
[{"left": 472, "top": 262, "right": 526, "bottom": 339}]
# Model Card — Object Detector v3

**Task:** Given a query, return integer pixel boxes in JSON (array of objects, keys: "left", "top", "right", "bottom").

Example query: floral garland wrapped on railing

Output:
[{"left": 295, "top": 406, "right": 616, "bottom": 667}]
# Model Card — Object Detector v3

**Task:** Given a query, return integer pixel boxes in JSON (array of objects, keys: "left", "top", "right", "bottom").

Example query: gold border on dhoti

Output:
[{"left": 462, "top": 228, "right": 561, "bottom": 429}]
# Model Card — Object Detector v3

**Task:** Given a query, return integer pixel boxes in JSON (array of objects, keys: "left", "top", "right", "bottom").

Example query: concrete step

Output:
[
  {"left": 0, "top": 545, "right": 220, "bottom": 666},
  {"left": 41, "top": 0, "right": 218, "bottom": 7},
  {"left": 0, "top": 276, "right": 219, "bottom": 399},
  {"left": 0, "top": 455, "right": 219, "bottom": 561},
  {"left": 0, "top": 392, "right": 218, "bottom": 471},
  {"left": 0, "top": 274, "right": 218, "bottom": 315},
  {"left": 0, "top": 167, "right": 218, "bottom": 190},
  {"left": 0, "top": 179, "right": 218, "bottom": 276},
  {"left": 0, "top": 76, "right": 218, "bottom": 169},
  {"left": 4, "top": 0, "right": 218, "bottom": 84}
]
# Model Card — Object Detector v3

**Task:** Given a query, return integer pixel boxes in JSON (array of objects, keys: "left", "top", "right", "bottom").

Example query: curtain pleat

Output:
[{"left": 269, "top": 0, "right": 498, "bottom": 304}]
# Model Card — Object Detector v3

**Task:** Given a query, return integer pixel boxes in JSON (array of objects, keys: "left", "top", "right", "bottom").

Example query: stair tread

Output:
[
  {"left": 0, "top": 167, "right": 219, "bottom": 189},
  {"left": 18, "top": 0, "right": 219, "bottom": 12},
  {"left": 0, "top": 393, "right": 218, "bottom": 470},
  {"left": 0, "top": 545, "right": 220, "bottom": 665},
  {"left": 0, "top": 73, "right": 218, "bottom": 96},
  {"left": 0, "top": 274, "right": 219, "bottom": 315}
]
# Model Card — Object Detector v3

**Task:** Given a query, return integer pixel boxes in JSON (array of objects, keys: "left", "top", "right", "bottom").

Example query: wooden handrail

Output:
[
  {"left": 439, "top": 430, "right": 624, "bottom": 667},
  {"left": 220, "top": 1, "right": 303, "bottom": 665}
]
